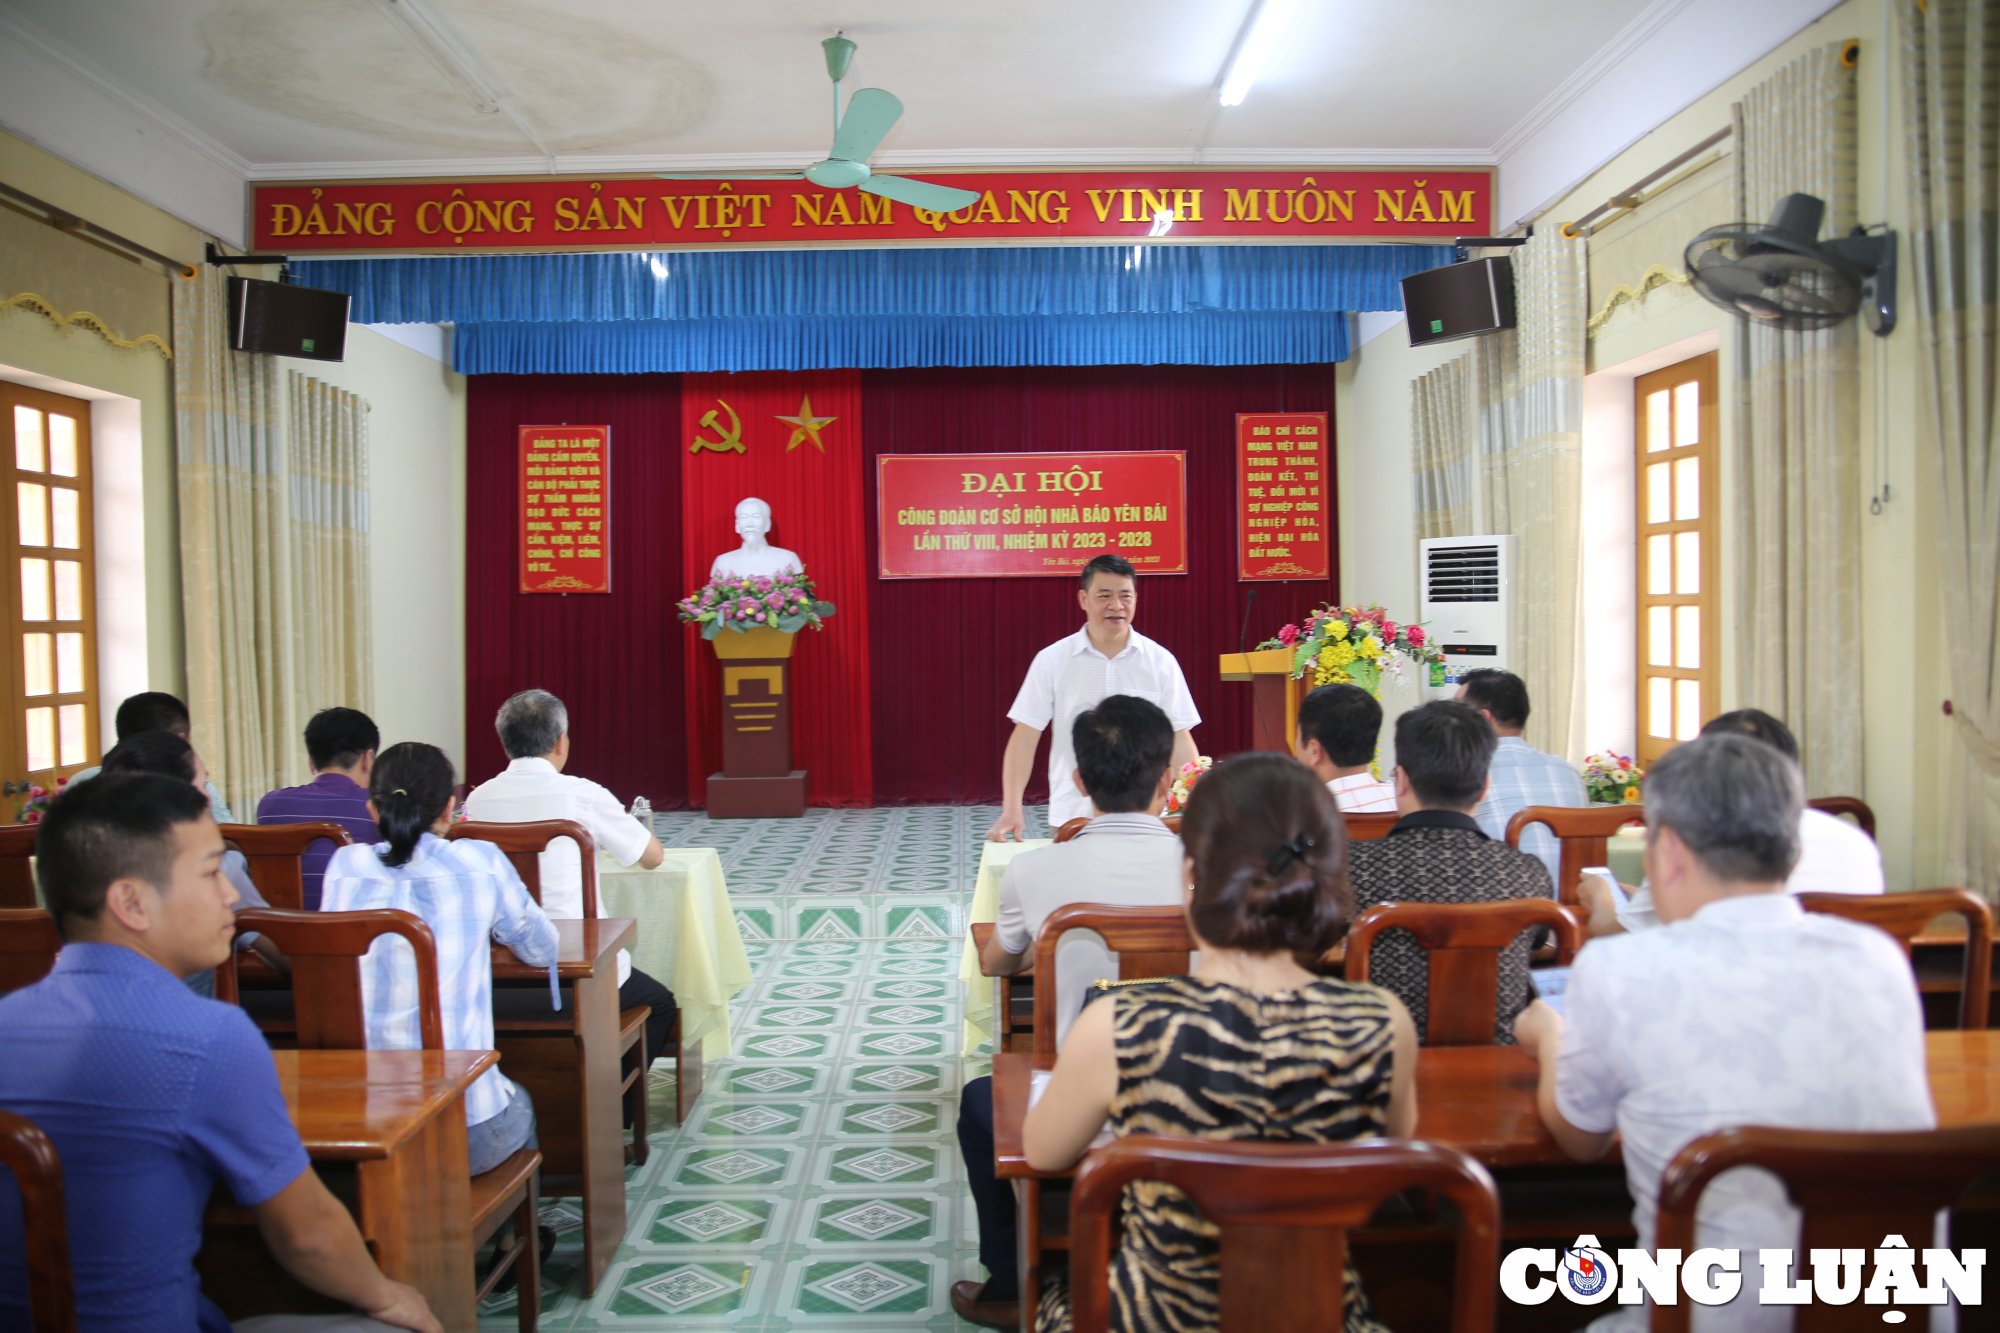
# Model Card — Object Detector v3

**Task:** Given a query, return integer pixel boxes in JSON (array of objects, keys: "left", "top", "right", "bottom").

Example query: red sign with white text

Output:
[
  {"left": 878, "top": 452, "right": 1187, "bottom": 579},
  {"left": 251, "top": 168, "right": 1491, "bottom": 252},
  {"left": 1236, "top": 413, "right": 1331, "bottom": 582},
  {"left": 519, "top": 425, "right": 611, "bottom": 594}
]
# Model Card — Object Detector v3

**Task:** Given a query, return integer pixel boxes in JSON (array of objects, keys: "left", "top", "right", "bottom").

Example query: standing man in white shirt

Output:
[
  {"left": 465, "top": 689, "right": 678, "bottom": 1081},
  {"left": 985, "top": 554, "right": 1200, "bottom": 841},
  {"left": 1294, "top": 682, "right": 1398, "bottom": 812}
]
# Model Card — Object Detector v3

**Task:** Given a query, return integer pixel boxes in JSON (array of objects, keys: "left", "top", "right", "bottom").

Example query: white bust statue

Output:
[{"left": 710, "top": 497, "right": 803, "bottom": 580}]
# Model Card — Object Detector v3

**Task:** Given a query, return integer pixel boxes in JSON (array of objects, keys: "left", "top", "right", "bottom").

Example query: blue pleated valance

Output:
[{"left": 294, "top": 243, "right": 1446, "bottom": 373}]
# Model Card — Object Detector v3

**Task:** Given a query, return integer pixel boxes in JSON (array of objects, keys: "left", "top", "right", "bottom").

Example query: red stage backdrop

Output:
[
  {"left": 878, "top": 451, "right": 1188, "bottom": 577},
  {"left": 1236, "top": 412, "right": 1330, "bottom": 581},
  {"left": 465, "top": 376, "right": 686, "bottom": 803},
  {"left": 861, "top": 364, "right": 1340, "bottom": 806},
  {"left": 519, "top": 424, "right": 612, "bottom": 593},
  {"left": 679, "top": 371, "right": 873, "bottom": 806}
]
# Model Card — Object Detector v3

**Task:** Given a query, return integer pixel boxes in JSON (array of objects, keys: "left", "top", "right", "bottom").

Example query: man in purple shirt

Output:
[{"left": 256, "top": 707, "right": 380, "bottom": 911}]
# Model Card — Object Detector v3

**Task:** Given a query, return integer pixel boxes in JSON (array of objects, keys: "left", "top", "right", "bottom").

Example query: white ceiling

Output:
[
  {"left": 6, "top": 0, "right": 1657, "bottom": 170},
  {"left": 0, "top": 0, "right": 1851, "bottom": 242}
]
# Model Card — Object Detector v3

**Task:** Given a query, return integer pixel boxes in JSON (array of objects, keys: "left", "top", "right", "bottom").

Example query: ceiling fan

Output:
[{"left": 660, "top": 35, "right": 981, "bottom": 214}]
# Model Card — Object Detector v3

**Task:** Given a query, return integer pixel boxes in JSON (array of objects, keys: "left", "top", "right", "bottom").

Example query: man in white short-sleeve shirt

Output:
[
  {"left": 465, "top": 688, "right": 679, "bottom": 1072},
  {"left": 986, "top": 554, "right": 1199, "bottom": 841},
  {"left": 1516, "top": 734, "right": 1937, "bottom": 1332}
]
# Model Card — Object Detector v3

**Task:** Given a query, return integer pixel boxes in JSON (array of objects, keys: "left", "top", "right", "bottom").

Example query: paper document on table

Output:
[{"left": 1028, "top": 1070, "right": 1114, "bottom": 1149}]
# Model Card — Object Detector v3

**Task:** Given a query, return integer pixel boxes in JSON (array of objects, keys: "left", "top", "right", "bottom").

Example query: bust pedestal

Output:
[{"left": 706, "top": 628, "right": 807, "bottom": 818}]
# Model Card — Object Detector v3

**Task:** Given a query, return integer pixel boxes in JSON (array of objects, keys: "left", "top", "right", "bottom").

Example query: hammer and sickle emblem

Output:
[{"left": 689, "top": 399, "right": 746, "bottom": 454}]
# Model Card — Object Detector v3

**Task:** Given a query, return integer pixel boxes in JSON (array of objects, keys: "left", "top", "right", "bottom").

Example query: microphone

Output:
[{"left": 1238, "top": 586, "right": 1259, "bottom": 654}]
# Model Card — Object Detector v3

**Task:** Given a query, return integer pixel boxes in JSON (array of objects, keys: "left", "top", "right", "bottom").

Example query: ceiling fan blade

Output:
[
  {"left": 656, "top": 171, "right": 806, "bottom": 180},
  {"left": 829, "top": 87, "right": 904, "bottom": 163},
  {"left": 860, "top": 174, "right": 981, "bottom": 213}
]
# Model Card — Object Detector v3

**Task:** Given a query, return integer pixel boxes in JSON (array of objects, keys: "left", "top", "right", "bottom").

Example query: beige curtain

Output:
[
  {"left": 1898, "top": 0, "right": 2000, "bottom": 898},
  {"left": 286, "top": 371, "right": 373, "bottom": 717},
  {"left": 1585, "top": 152, "right": 1738, "bottom": 334},
  {"left": 1730, "top": 42, "right": 1862, "bottom": 795},
  {"left": 1411, "top": 357, "right": 1473, "bottom": 539},
  {"left": 173, "top": 269, "right": 291, "bottom": 814},
  {"left": 1473, "top": 230, "right": 1590, "bottom": 759}
]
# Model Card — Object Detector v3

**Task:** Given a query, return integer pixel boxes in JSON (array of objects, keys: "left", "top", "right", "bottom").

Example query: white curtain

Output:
[
  {"left": 1412, "top": 357, "right": 1473, "bottom": 539},
  {"left": 173, "top": 269, "right": 372, "bottom": 814},
  {"left": 286, "top": 371, "right": 373, "bottom": 718},
  {"left": 1473, "top": 231, "right": 1590, "bottom": 759},
  {"left": 1730, "top": 42, "right": 1863, "bottom": 795},
  {"left": 1898, "top": 0, "right": 2000, "bottom": 898}
]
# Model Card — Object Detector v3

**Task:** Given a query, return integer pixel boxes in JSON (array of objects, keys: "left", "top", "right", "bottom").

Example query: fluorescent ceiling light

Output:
[
  {"left": 371, "top": 0, "right": 504, "bottom": 115},
  {"left": 1218, "top": 0, "right": 1299, "bottom": 107}
]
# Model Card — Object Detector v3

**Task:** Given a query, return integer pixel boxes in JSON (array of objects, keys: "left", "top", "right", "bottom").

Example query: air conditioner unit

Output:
[{"left": 1419, "top": 535, "right": 1514, "bottom": 695}]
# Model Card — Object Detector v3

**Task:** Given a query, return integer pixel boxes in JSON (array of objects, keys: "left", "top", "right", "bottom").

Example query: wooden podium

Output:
[
  {"left": 706, "top": 628, "right": 807, "bottom": 818},
  {"left": 1219, "top": 648, "right": 1309, "bottom": 754}
]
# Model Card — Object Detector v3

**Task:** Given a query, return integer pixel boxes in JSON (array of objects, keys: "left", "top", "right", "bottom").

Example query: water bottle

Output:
[{"left": 629, "top": 795, "right": 652, "bottom": 830}]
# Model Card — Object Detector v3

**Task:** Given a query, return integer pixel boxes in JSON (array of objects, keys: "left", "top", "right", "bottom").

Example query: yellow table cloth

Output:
[
  {"left": 597, "top": 847, "right": 753, "bottom": 1059},
  {"left": 960, "top": 838, "right": 1051, "bottom": 1052}
]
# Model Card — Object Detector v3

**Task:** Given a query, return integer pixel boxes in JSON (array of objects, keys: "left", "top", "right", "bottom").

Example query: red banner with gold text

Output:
[
  {"left": 679, "top": 372, "right": 872, "bottom": 806},
  {"left": 878, "top": 452, "right": 1187, "bottom": 578},
  {"left": 1236, "top": 413, "right": 1330, "bottom": 581},
  {"left": 519, "top": 425, "right": 611, "bottom": 593},
  {"left": 252, "top": 168, "right": 1491, "bottom": 252}
]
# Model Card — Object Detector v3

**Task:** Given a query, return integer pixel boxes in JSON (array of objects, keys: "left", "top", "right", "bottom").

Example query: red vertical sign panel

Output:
[
  {"left": 1236, "top": 412, "right": 1330, "bottom": 581},
  {"left": 519, "top": 424, "right": 611, "bottom": 593}
]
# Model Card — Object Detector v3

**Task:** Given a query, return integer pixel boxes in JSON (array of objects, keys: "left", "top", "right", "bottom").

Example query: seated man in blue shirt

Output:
[
  {"left": 1456, "top": 667, "right": 1587, "bottom": 886},
  {"left": 0, "top": 772, "right": 440, "bottom": 1333},
  {"left": 257, "top": 707, "right": 382, "bottom": 912}
]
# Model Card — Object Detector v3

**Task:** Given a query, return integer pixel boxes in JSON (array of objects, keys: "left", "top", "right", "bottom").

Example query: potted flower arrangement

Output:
[
  {"left": 1259, "top": 603, "right": 1444, "bottom": 697},
  {"left": 676, "top": 570, "right": 836, "bottom": 640},
  {"left": 1165, "top": 756, "right": 1211, "bottom": 816},
  {"left": 15, "top": 776, "right": 64, "bottom": 825},
  {"left": 1581, "top": 753, "right": 1644, "bottom": 805}
]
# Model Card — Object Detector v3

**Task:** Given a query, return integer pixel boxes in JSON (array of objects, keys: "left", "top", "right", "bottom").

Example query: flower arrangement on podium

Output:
[
  {"left": 1581, "top": 753, "right": 1644, "bottom": 805},
  {"left": 1259, "top": 603, "right": 1444, "bottom": 697},
  {"left": 677, "top": 569, "right": 836, "bottom": 640},
  {"left": 1165, "top": 756, "right": 1211, "bottom": 816}
]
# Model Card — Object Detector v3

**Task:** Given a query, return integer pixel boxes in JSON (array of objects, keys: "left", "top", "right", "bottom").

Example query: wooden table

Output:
[
  {"left": 492, "top": 916, "right": 635, "bottom": 1295},
  {"left": 201, "top": 1049, "right": 494, "bottom": 1329}
]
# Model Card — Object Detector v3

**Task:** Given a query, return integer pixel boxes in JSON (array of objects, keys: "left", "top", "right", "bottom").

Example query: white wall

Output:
[{"left": 288, "top": 327, "right": 469, "bottom": 773}]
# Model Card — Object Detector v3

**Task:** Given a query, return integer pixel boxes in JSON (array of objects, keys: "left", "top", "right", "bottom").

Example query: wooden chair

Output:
[
  {"left": 218, "top": 822, "right": 355, "bottom": 910},
  {"left": 1654, "top": 1123, "right": 2000, "bottom": 1333},
  {"left": 0, "top": 1109, "right": 76, "bottom": 1332},
  {"left": 1504, "top": 804, "right": 1645, "bottom": 906},
  {"left": 1343, "top": 811, "right": 1399, "bottom": 842},
  {"left": 1345, "top": 899, "right": 1584, "bottom": 1046},
  {"left": 447, "top": 820, "right": 667, "bottom": 1143},
  {"left": 218, "top": 907, "right": 542, "bottom": 1329},
  {"left": 1032, "top": 902, "right": 1197, "bottom": 1056},
  {"left": 1797, "top": 887, "right": 1992, "bottom": 1029},
  {"left": 1806, "top": 794, "right": 1877, "bottom": 840},
  {"left": 0, "top": 908, "right": 61, "bottom": 995},
  {"left": 0, "top": 824, "right": 38, "bottom": 908},
  {"left": 1054, "top": 814, "right": 1183, "bottom": 844},
  {"left": 1069, "top": 1136, "right": 1501, "bottom": 1333}
]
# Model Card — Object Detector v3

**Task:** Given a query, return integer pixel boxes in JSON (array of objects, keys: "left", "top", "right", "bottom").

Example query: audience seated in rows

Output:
[
  {"left": 0, "top": 773, "right": 441, "bottom": 1333},
  {"left": 464, "top": 688, "right": 679, "bottom": 1076},
  {"left": 68, "top": 690, "right": 236, "bottom": 823},
  {"left": 256, "top": 707, "right": 382, "bottom": 912},
  {"left": 1517, "top": 730, "right": 1933, "bottom": 1330},
  {"left": 101, "top": 730, "right": 283, "bottom": 993},
  {"left": 1583, "top": 708, "right": 1887, "bottom": 938},
  {"left": 320, "top": 742, "right": 559, "bottom": 1177},
  {"left": 1294, "top": 682, "right": 1398, "bottom": 813},
  {"left": 1024, "top": 752, "right": 1416, "bottom": 1333},
  {"left": 1458, "top": 668, "right": 1587, "bottom": 884},
  {"left": 953, "top": 694, "right": 1185, "bottom": 1329},
  {"left": 1349, "top": 700, "right": 1553, "bottom": 1044}
]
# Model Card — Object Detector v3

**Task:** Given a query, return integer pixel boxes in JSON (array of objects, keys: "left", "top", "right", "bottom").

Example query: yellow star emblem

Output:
[{"left": 776, "top": 395, "right": 836, "bottom": 452}]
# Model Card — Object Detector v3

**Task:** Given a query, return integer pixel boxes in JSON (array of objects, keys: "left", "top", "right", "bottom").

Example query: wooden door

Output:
[{"left": 0, "top": 383, "right": 101, "bottom": 804}]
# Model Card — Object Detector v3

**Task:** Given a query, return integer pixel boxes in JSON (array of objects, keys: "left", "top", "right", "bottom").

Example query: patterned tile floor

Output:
[{"left": 479, "top": 803, "right": 1042, "bottom": 1331}]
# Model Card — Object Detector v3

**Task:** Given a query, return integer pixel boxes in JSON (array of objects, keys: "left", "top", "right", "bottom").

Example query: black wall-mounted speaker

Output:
[
  {"left": 227, "top": 276, "right": 350, "bottom": 362},
  {"left": 1401, "top": 256, "right": 1517, "bottom": 347}
]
